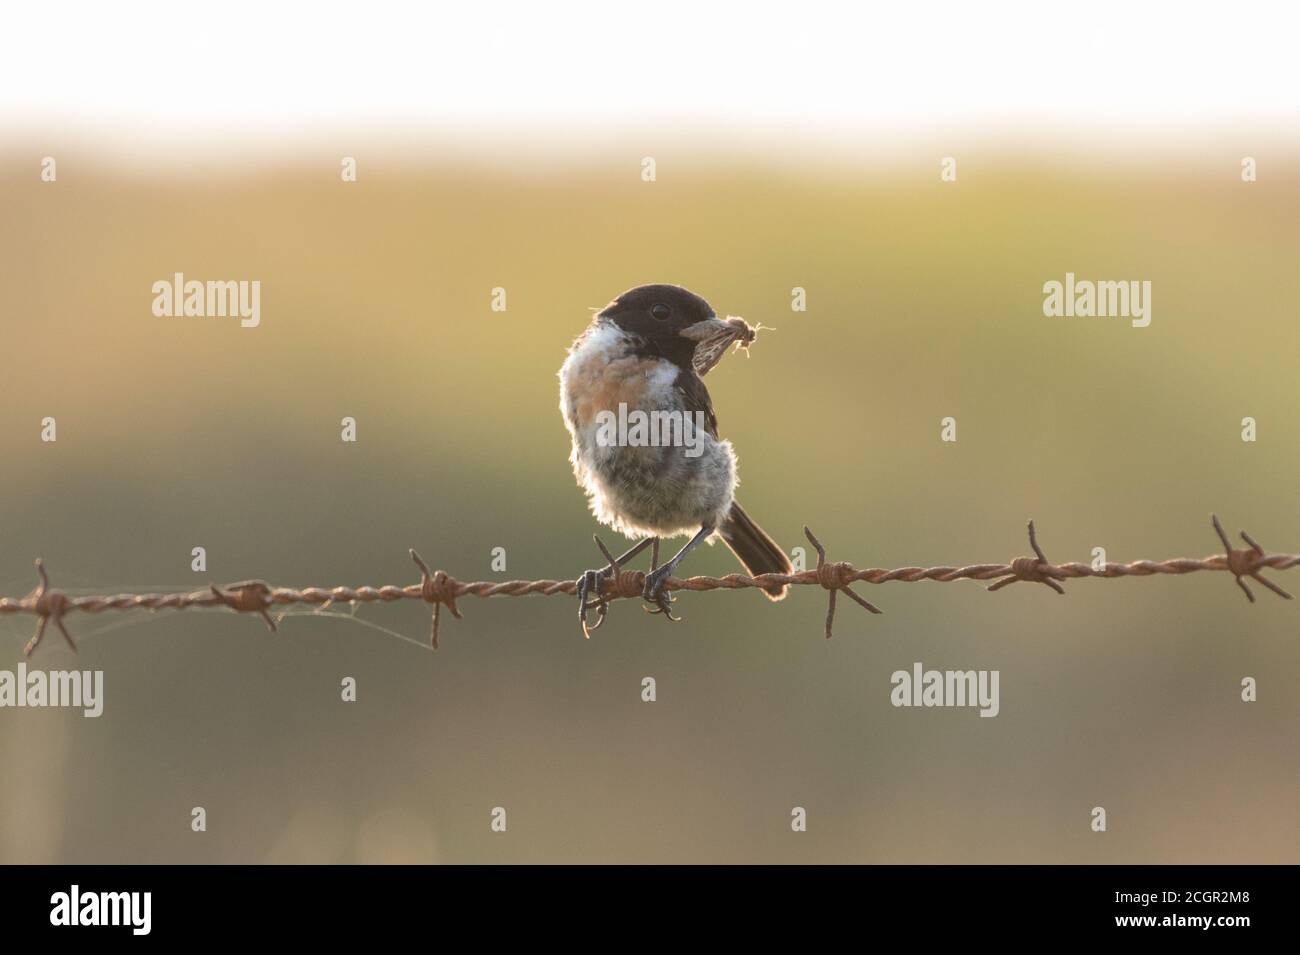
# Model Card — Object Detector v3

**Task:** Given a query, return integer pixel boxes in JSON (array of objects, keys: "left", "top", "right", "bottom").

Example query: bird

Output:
[{"left": 558, "top": 283, "right": 792, "bottom": 634}]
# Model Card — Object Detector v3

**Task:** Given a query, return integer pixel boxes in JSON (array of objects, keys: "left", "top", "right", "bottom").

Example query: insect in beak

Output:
[{"left": 681, "top": 316, "right": 760, "bottom": 376}]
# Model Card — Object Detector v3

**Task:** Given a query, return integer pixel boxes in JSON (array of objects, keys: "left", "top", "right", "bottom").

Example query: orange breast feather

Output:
[{"left": 570, "top": 354, "right": 662, "bottom": 428}]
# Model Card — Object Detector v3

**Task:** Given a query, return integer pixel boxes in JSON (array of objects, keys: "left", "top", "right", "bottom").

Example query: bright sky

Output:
[{"left": 3, "top": 1, "right": 1296, "bottom": 137}]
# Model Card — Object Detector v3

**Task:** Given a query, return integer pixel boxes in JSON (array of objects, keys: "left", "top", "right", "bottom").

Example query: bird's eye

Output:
[{"left": 651, "top": 303, "right": 671, "bottom": 321}]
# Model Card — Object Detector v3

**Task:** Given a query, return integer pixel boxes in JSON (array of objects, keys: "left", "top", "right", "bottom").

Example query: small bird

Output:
[{"left": 559, "top": 283, "right": 792, "bottom": 633}]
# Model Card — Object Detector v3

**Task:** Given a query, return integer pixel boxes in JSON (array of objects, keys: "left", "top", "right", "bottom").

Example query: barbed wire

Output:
[{"left": 1, "top": 515, "right": 1295, "bottom": 655}]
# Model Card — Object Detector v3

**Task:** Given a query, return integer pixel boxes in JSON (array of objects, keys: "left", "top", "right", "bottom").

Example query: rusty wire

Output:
[{"left": 1, "top": 515, "right": 1295, "bottom": 656}]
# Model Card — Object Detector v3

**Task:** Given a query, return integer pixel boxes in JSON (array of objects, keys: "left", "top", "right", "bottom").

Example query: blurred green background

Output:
[{"left": 0, "top": 138, "right": 1296, "bottom": 862}]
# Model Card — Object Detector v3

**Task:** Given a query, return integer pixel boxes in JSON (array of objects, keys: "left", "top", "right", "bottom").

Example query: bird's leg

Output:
[
  {"left": 643, "top": 525, "right": 714, "bottom": 620},
  {"left": 577, "top": 536, "right": 655, "bottom": 637}
]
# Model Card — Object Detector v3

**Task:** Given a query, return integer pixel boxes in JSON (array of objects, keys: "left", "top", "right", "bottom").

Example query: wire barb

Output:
[
  {"left": 209, "top": 580, "right": 278, "bottom": 632},
  {"left": 987, "top": 520, "right": 1066, "bottom": 595},
  {"left": 23, "top": 560, "right": 76, "bottom": 657},
  {"left": 411, "top": 549, "right": 463, "bottom": 648},
  {"left": 1211, "top": 514, "right": 1293, "bottom": 603},
  {"left": 803, "top": 526, "right": 882, "bottom": 639}
]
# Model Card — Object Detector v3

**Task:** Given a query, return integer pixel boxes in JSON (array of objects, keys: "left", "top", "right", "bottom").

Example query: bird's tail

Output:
[{"left": 718, "top": 502, "right": 792, "bottom": 601}]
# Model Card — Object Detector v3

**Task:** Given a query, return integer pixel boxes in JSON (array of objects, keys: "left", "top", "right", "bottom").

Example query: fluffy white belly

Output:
[{"left": 559, "top": 324, "right": 737, "bottom": 538}]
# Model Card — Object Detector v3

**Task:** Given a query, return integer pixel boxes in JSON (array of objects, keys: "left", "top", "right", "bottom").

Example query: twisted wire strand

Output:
[{"left": 2, "top": 516, "right": 1295, "bottom": 653}]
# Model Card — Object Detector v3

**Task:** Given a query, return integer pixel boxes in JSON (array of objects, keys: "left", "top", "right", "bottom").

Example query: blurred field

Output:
[{"left": 0, "top": 137, "right": 1297, "bottom": 862}]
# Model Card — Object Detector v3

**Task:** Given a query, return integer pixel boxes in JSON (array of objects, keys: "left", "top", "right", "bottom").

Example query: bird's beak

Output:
[{"left": 679, "top": 316, "right": 738, "bottom": 342}]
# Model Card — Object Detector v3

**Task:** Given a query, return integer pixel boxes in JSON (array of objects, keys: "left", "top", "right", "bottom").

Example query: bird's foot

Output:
[
  {"left": 577, "top": 565, "right": 614, "bottom": 637},
  {"left": 576, "top": 535, "right": 658, "bottom": 638},
  {"left": 641, "top": 565, "right": 679, "bottom": 621}
]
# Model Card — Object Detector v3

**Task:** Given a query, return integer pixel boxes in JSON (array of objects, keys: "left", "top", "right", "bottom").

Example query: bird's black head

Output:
[{"left": 597, "top": 284, "right": 733, "bottom": 369}]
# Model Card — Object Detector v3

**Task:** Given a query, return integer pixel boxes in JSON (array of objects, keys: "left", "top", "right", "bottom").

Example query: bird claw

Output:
[
  {"left": 577, "top": 567, "right": 612, "bottom": 637},
  {"left": 641, "top": 598, "right": 678, "bottom": 620},
  {"left": 641, "top": 567, "right": 679, "bottom": 621}
]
